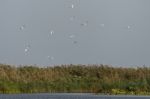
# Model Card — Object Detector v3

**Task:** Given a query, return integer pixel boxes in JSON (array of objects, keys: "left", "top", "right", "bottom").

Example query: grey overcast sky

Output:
[{"left": 0, "top": 0, "right": 150, "bottom": 66}]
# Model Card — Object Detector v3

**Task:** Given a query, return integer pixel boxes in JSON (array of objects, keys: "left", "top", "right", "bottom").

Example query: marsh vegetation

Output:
[{"left": 0, "top": 64, "right": 150, "bottom": 95}]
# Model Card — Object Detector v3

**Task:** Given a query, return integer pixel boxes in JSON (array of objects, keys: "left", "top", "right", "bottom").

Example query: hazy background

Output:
[{"left": 0, "top": 0, "right": 150, "bottom": 66}]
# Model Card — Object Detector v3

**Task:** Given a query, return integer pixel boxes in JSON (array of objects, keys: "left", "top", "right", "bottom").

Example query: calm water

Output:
[{"left": 0, "top": 93, "right": 150, "bottom": 99}]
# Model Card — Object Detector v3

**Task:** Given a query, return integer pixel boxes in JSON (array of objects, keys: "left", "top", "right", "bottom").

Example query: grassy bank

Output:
[{"left": 0, "top": 64, "right": 150, "bottom": 95}]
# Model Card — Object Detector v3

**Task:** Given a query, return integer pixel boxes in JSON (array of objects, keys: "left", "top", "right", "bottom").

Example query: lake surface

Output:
[{"left": 0, "top": 93, "right": 150, "bottom": 99}]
